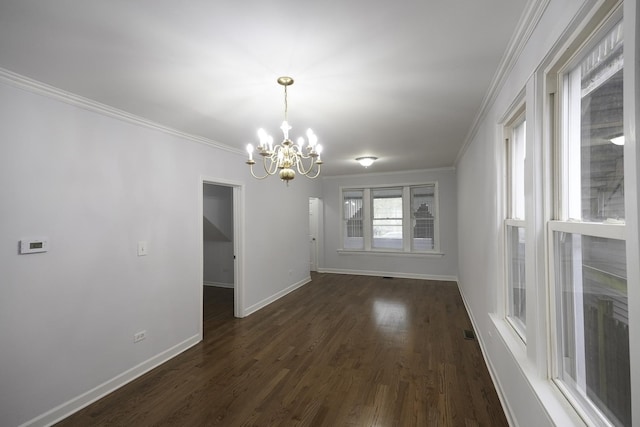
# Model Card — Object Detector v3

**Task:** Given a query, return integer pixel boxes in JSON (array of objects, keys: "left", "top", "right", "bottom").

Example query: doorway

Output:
[
  {"left": 203, "top": 184, "right": 234, "bottom": 287},
  {"left": 200, "top": 179, "right": 243, "bottom": 333}
]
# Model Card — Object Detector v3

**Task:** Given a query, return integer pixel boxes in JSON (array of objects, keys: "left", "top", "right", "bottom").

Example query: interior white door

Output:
[{"left": 309, "top": 198, "right": 318, "bottom": 272}]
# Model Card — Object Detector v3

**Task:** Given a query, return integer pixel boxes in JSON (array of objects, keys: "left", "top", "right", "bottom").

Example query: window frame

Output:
[
  {"left": 504, "top": 106, "right": 528, "bottom": 341},
  {"left": 339, "top": 182, "right": 441, "bottom": 255},
  {"left": 342, "top": 189, "right": 365, "bottom": 250},
  {"left": 371, "top": 187, "right": 404, "bottom": 250},
  {"left": 547, "top": 9, "right": 630, "bottom": 426}
]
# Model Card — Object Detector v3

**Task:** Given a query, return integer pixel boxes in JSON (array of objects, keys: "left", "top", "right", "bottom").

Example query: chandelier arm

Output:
[
  {"left": 295, "top": 155, "right": 318, "bottom": 175},
  {"left": 263, "top": 154, "right": 280, "bottom": 175},
  {"left": 248, "top": 162, "right": 272, "bottom": 180},
  {"left": 305, "top": 163, "right": 322, "bottom": 179}
]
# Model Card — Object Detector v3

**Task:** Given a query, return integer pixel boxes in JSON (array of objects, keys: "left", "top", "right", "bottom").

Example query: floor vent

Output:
[
  {"left": 463, "top": 329, "right": 476, "bottom": 340},
  {"left": 382, "top": 276, "right": 394, "bottom": 279}
]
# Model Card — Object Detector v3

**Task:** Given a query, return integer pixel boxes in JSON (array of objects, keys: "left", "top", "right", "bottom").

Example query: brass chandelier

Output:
[{"left": 246, "top": 77, "right": 323, "bottom": 184}]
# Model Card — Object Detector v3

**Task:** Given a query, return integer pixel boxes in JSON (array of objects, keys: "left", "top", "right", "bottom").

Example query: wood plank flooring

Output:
[{"left": 56, "top": 273, "right": 508, "bottom": 426}]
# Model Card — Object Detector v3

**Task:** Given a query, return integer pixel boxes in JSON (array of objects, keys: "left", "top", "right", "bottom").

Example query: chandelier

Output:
[{"left": 246, "top": 76, "right": 323, "bottom": 184}]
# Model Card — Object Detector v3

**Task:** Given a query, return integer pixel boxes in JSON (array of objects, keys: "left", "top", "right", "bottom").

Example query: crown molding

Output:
[
  {"left": 454, "top": 0, "right": 550, "bottom": 166},
  {"left": 323, "top": 166, "right": 456, "bottom": 180},
  {"left": 0, "top": 67, "right": 244, "bottom": 156}
]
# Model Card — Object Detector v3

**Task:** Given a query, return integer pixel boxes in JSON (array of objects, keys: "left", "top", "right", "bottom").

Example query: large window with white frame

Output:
[
  {"left": 372, "top": 187, "right": 403, "bottom": 250},
  {"left": 505, "top": 111, "right": 527, "bottom": 340},
  {"left": 549, "top": 16, "right": 630, "bottom": 427},
  {"left": 341, "top": 184, "right": 439, "bottom": 253}
]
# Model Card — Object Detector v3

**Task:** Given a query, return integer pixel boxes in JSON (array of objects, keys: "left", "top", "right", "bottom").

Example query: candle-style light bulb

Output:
[
  {"left": 307, "top": 129, "right": 317, "bottom": 148},
  {"left": 281, "top": 121, "right": 291, "bottom": 140},
  {"left": 257, "top": 128, "right": 268, "bottom": 148},
  {"left": 246, "top": 143, "right": 254, "bottom": 161}
]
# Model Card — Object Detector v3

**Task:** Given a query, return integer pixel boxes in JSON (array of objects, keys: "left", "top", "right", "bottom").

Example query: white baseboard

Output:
[
  {"left": 243, "top": 276, "right": 311, "bottom": 317},
  {"left": 317, "top": 268, "right": 458, "bottom": 282},
  {"left": 457, "top": 286, "right": 516, "bottom": 427},
  {"left": 204, "top": 281, "right": 234, "bottom": 288},
  {"left": 21, "top": 334, "right": 202, "bottom": 427}
]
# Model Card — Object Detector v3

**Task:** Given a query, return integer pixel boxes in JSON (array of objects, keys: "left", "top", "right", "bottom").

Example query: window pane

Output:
[
  {"left": 372, "top": 188, "right": 402, "bottom": 249},
  {"left": 566, "top": 21, "right": 624, "bottom": 221},
  {"left": 511, "top": 119, "right": 526, "bottom": 219},
  {"left": 411, "top": 185, "right": 435, "bottom": 250},
  {"left": 343, "top": 190, "right": 363, "bottom": 249},
  {"left": 553, "top": 232, "right": 630, "bottom": 426},
  {"left": 507, "top": 225, "right": 526, "bottom": 335}
]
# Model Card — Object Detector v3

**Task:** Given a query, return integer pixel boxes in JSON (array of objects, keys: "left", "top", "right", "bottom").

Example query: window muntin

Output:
[
  {"left": 552, "top": 18, "right": 629, "bottom": 427},
  {"left": 340, "top": 183, "right": 439, "bottom": 253},
  {"left": 343, "top": 189, "right": 364, "bottom": 249}
]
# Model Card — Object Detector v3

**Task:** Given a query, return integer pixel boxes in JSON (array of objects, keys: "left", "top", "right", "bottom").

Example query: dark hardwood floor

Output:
[{"left": 56, "top": 273, "right": 508, "bottom": 426}]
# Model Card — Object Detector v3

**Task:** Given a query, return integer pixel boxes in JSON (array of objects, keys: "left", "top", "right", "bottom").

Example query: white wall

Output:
[
  {"left": 0, "top": 77, "right": 321, "bottom": 426},
  {"left": 321, "top": 168, "right": 457, "bottom": 281},
  {"left": 456, "top": 0, "right": 638, "bottom": 425}
]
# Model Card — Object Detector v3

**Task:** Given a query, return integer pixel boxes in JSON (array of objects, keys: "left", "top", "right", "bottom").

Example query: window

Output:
[
  {"left": 550, "top": 18, "right": 629, "bottom": 426},
  {"left": 372, "top": 188, "right": 403, "bottom": 249},
  {"left": 411, "top": 186, "right": 436, "bottom": 251},
  {"left": 505, "top": 114, "right": 527, "bottom": 339},
  {"left": 341, "top": 183, "right": 439, "bottom": 253},
  {"left": 343, "top": 189, "right": 364, "bottom": 249}
]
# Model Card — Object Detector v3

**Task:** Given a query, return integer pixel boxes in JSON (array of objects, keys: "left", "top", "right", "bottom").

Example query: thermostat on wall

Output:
[{"left": 19, "top": 237, "right": 49, "bottom": 254}]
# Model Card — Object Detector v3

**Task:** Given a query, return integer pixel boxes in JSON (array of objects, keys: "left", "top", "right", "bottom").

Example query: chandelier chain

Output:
[{"left": 283, "top": 84, "right": 288, "bottom": 122}]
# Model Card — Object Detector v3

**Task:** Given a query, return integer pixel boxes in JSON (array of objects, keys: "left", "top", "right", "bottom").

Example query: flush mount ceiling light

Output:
[
  {"left": 245, "top": 76, "right": 323, "bottom": 184},
  {"left": 356, "top": 156, "right": 378, "bottom": 167}
]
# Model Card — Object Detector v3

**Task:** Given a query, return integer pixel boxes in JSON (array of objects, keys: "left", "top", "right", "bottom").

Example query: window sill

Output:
[
  {"left": 337, "top": 249, "right": 445, "bottom": 258},
  {"left": 489, "top": 314, "right": 585, "bottom": 427}
]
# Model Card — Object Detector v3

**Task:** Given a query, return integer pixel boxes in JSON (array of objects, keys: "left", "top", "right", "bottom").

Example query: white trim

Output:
[
  {"left": 19, "top": 334, "right": 201, "bottom": 427},
  {"left": 199, "top": 177, "right": 245, "bottom": 319},
  {"left": 243, "top": 276, "right": 312, "bottom": 316},
  {"left": 548, "top": 220, "right": 625, "bottom": 240},
  {"left": 323, "top": 166, "right": 455, "bottom": 181},
  {"left": 0, "top": 67, "right": 242, "bottom": 155},
  {"left": 623, "top": 0, "right": 640, "bottom": 421},
  {"left": 455, "top": 0, "right": 551, "bottom": 166},
  {"left": 318, "top": 268, "right": 457, "bottom": 282},
  {"left": 486, "top": 314, "right": 588, "bottom": 427},
  {"left": 336, "top": 249, "right": 444, "bottom": 258},
  {"left": 505, "top": 218, "right": 526, "bottom": 227}
]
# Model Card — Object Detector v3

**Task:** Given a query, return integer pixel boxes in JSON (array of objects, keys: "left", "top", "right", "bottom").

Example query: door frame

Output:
[{"left": 199, "top": 176, "right": 244, "bottom": 330}]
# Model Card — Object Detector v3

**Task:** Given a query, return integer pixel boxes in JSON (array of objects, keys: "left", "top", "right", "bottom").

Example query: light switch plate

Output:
[{"left": 137, "top": 241, "right": 148, "bottom": 256}]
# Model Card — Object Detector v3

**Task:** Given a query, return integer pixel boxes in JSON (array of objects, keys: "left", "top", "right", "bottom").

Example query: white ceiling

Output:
[{"left": 0, "top": 0, "right": 528, "bottom": 176}]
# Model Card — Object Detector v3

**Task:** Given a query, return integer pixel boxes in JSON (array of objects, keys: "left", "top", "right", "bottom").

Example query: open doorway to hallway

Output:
[
  {"left": 202, "top": 181, "right": 242, "bottom": 330},
  {"left": 203, "top": 184, "right": 234, "bottom": 288}
]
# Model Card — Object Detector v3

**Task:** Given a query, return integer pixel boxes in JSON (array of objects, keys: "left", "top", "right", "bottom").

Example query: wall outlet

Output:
[{"left": 133, "top": 330, "right": 146, "bottom": 343}]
